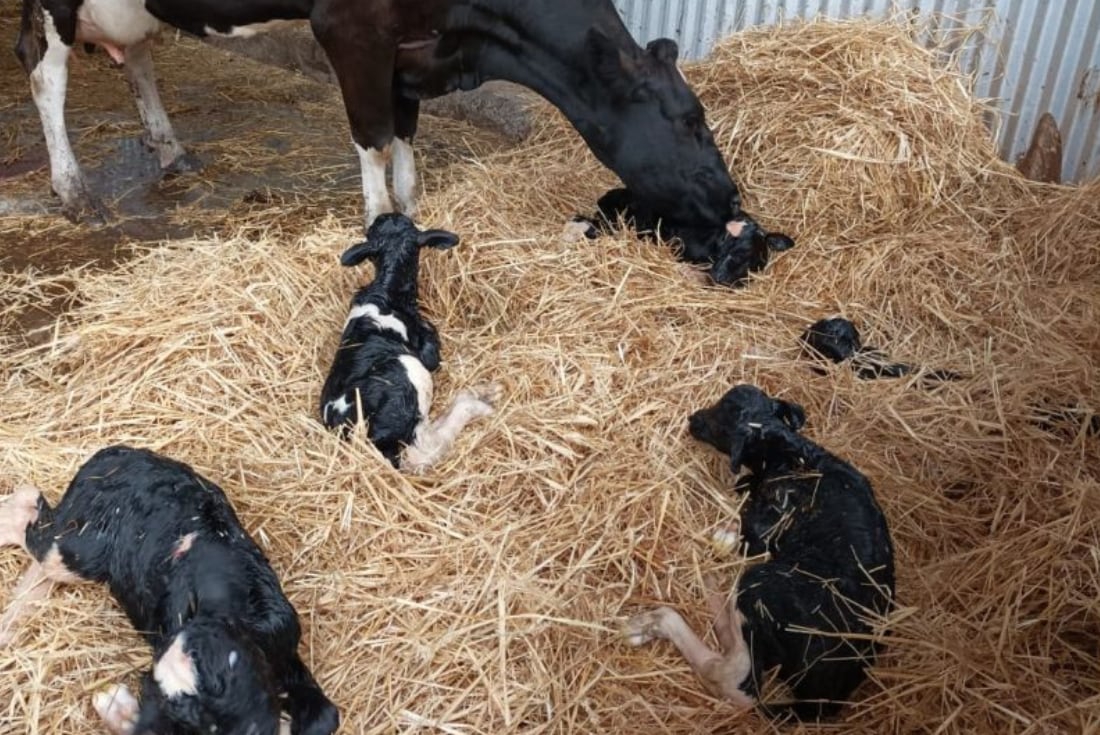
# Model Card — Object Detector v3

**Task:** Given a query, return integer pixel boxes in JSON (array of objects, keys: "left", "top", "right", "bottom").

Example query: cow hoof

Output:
[
  {"left": 677, "top": 263, "right": 711, "bottom": 286},
  {"left": 59, "top": 192, "right": 111, "bottom": 226},
  {"left": 164, "top": 152, "right": 203, "bottom": 176}
]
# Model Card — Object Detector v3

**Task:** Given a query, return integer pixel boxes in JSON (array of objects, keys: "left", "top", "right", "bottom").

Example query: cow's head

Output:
[{"left": 583, "top": 32, "right": 738, "bottom": 228}]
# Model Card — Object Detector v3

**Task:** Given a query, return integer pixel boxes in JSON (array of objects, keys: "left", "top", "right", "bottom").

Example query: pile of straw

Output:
[{"left": 2, "top": 17, "right": 1098, "bottom": 734}]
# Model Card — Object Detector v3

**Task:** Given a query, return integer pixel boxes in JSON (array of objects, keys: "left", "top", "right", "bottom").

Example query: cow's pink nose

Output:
[{"left": 726, "top": 220, "right": 746, "bottom": 237}]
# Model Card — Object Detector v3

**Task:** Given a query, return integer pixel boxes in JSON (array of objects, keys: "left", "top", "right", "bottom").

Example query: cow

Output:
[{"left": 15, "top": 0, "right": 740, "bottom": 231}]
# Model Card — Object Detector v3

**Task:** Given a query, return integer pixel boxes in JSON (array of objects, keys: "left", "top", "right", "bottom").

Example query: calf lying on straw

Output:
[
  {"left": 0, "top": 446, "right": 339, "bottom": 735},
  {"left": 566, "top": 187, "right": 795, "bottom": 287},
  {"left": 625, "top": 384, "right": 895, "bottom": 719},
  {"left": 800, "top": 317, "right": 961, "bottom": 383},
  {"left": 320, "top": 213, "right": 500, "bottom": 472}
]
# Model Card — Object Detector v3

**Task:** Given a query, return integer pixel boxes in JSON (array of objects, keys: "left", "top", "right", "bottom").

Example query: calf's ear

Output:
[
  {"left": 726, "top": 427, "right": 751, "bottom": 474},
  {"left": 339, "top": 241, "right": 383, "bottom": 266},
  {"left": 777, "top": 400, "right": 806, "bottom": 431},
  {"left": 417, "top": 229, "right": 460, "bottom": 250},
  {"left": 646, "top": 38, "right": 679, "bottom": 66},
  {"left": 765, "top": 233, "right": 796, "bottom": 252}
]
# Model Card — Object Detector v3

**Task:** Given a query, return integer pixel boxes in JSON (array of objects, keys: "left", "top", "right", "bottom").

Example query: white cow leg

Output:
[
  {"left": 30, "top": 14, "right": 106, "bottom": 222},
  {"left": 391, "top": 137, "right": 418, "bottom": 218},
  {"left": 357, "top": 142, "right": 394, "bottom": 229},
  {"left": 123, "top": 41, "right": 198, "bottom": 173}
]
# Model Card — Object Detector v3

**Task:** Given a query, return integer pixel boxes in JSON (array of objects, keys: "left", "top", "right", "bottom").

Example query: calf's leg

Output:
[
  {"left": 402, "top": 383, "right": 502, "bottom": 474},
  {"left": 0, "top": 486, "right": 84, "bottom": 645},
  {"left": 93, "top": 684, "right": 140, "bottom": 735},
  {"left": 624, "top": 603, "right": 754, "bottom": 706}
]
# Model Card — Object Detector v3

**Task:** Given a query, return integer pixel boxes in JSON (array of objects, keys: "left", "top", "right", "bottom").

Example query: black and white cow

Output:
[
  {"left": 625, "top": 385, "right": 895, "bottom": 719},
  {"left": 16, "top": 0, "right": 740, "bottom": 230},
  {"left": 0, "top": 445, "right": 339, "bottom": 735},
  {"left": 320, "top": 213, "right": 499, "bottom": 471}
]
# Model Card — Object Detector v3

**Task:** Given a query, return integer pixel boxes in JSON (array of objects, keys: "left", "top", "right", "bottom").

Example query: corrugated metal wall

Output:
[{"left": 614, "top": 0, "right": 1100, "bottom": 183}]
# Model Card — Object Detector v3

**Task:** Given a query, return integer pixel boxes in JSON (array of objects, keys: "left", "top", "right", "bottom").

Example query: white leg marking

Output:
[
  {"left": 93, "top": 683, "right": 140, "bottom": 735},
  {"left": 31, "top": 12, "right": 92, "bottom": 216},
  {"left": 623, "top": 606, "right": 754, "bottom": 706},
  {"left": 345, "top": 303, "right": 409, "bottom": 339},
  {"left": 0, "top": 485, "right": 41, "bottom": 549},
  {"left": 356, "top": 142, "right": 393, "bottom": 228},
  {"left": 324, "top": 395, "right": 352, "bottom": 424},
  {"left": 402, "top": 382, "right": 501, "bottom": 474},
  {"left": 391, "top": 137, "right": 418, "bottom": 217},
  {"left": 154, "top": 632, "right": 199, "bottom": 697},
  {"left": 0, "top": 543, "right": 82, "bottom": 646},
  {"left": 122, "top": 41, "right": 187, "bottom": 168}
]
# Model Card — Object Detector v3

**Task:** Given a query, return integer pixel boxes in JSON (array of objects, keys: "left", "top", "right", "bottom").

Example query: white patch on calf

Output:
[
  {"left": 171, "top": 532, "right": 197, "bottom": 561},
  {"left": 324, "top": 395, "right": 352, "bottom": 424},
  {"left": 356, "top": 143, "right": 394, "bottom": 227},
  {"left": 154, "top": 632, "right": 199, "bottom": 698},
  {"left": 726, "top": 220, "right": 746, "bottom": 237},
  {"left": 346, "top": 303, "right": 409, "bottom": 340},
  {"left": 398, "top": 355, "right": 434, "bottom": 420},
  {"left": 391, "top": 137, "right": 418, "bottom": 216}
]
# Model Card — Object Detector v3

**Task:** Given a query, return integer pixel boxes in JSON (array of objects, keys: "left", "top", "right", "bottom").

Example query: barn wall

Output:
[{"left": 614, "top": 0, "right": 1100, "bottom": 182}]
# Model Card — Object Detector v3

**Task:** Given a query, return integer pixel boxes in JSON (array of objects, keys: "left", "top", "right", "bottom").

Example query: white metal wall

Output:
[{"left": 614, "top": 0, "right": 1100, "bottom": 183}]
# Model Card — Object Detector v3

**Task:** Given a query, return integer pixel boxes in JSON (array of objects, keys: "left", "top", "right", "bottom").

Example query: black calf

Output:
[
  {"left": 626, "top": 385, "right": 895, "bottom": 719},
  {"left": 800, "top": 317, "right": 961, "bottom": 382},
  {"left": 570, "top": 187, "right": 794, "bottom": 287},
  {"left": 320, "top": 213, "right": 498, "bottom": 472},
  {"left": 0, "top": 445, "right": 339, "bottom": 735}
]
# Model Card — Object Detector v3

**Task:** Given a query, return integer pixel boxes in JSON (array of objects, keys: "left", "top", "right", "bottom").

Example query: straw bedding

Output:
[{"left": 2, "top": 16, "right": 1099, "bottom": 735}]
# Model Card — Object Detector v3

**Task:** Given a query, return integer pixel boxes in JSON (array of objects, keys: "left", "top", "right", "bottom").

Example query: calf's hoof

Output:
[
  {"left": 623, "top": 608, "right": 673, "bottom": 647},
  {"left": 93, "top": 684, "right": 139, "bottom": 735}
]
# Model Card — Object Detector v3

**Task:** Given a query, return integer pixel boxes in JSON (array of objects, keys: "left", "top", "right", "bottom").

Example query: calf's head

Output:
[
  {"left": 695, "top": 216, "right": 795, "bottom": 287},
  {"left": 584, "top": 33, "right": 738, "bottom": 227},
  {"left": 135, "top": 620, "right": 281, "bottom": 734},
  {"left": 688, "top": 384, "right": 806, "bottom": 472},
  {"left": 340, "top": 213, "right": 459, "bottom": 297},
  {"left": 799, "top": 318, "right": 863, "bottom": 363}
]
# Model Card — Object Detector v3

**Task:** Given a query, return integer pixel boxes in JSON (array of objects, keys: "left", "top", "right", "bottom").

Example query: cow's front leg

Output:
[
  {"left": 122, "top": 41, "right": 201, "bottom": 175},
  {"left": 25, "top": 13, "right": 107, "bottom": 223},
  {"left": 311, "top": 11, "right": 397, "bottom": 230},
  {"left": 392, "top": 95, "right": 420, "bottom": 218}
]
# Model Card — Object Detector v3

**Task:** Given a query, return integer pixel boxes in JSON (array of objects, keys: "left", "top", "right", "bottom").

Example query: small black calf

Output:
[
  {"left": 626, "top": 385, "right": 895, "bottom": 719},
  {"left": 569, "top": 187, "right": 795, "bottom": 287},
  {"left": 800, "top": 317, "right": 961, "bottom": 382},
  {"left": 0, "top": 445, "right": 339, "bottom": 735},
  {"left": 320, "top": 213, "right": 499, "bottom": 472}
]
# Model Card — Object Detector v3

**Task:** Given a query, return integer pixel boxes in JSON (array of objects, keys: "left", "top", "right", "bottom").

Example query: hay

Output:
[{"left": 2, "top": 15, "right": 1099, "bottom": 735}]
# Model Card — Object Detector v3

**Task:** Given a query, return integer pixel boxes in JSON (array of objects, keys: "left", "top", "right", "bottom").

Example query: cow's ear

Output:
[
  {"left": 586, "top": 28, "right": 638, "bottom": 94},
  {"left": 646, "top": 38, "right": 679, "bottom": 66}
]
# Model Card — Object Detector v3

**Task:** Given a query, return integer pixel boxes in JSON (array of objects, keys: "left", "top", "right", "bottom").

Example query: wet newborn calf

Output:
[
  {"left": 568, "top": 187, "right": 795, "bottom": 287},
  {"left": 626, "top": 385, "right": 895, "bottom": 718},
  {"left": 0, "top": 446, "right": 338, "bottom": 735},
  {"left": 800, "top": 317, "right": 960, "bottom": 382},
  {"left": 320, "top": 213, "right": 499, "bottom": 472}
]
